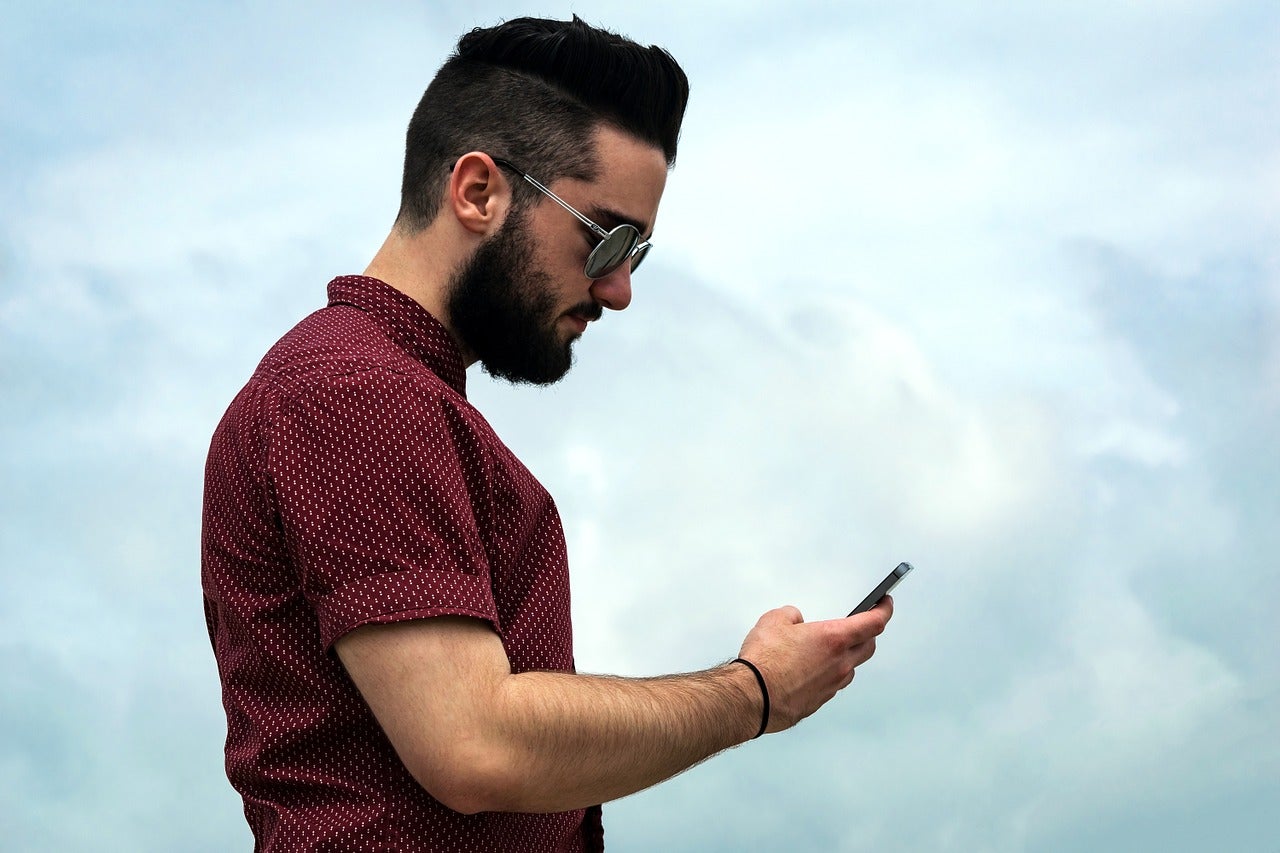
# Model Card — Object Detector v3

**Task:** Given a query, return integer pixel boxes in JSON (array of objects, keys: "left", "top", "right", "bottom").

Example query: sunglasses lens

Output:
[
  {"left": 585, "top": 226, "right": 639, "bottom": 279},
  {"left": 630, "top": 242, "right": 650, "bottom": 272}
]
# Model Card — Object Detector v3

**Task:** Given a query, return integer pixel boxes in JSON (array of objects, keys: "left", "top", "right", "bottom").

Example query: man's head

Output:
[
  {"left": 398, "top": 16, "right": 689, "bottom": 231},
  {"left": 395, "top": 16, "right": 689, "bottom": 384}
]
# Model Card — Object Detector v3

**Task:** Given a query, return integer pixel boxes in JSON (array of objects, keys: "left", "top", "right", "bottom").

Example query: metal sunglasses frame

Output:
[{"left": 490, "top": 157, "right": 652, "bottom": 279}]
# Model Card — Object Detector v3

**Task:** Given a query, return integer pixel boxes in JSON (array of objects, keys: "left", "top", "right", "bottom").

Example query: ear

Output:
[{"left": 447, "top": 152, "right": 512, "bottom": 236}]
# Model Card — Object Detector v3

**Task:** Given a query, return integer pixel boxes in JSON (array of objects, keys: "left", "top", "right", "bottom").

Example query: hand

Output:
[{"left": 737, "top": 596, "right": 892, "bottom": 733}]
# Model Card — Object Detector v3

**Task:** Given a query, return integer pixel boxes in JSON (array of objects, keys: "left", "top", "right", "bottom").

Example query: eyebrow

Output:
[{"left": 588, "top": 205, "right": 653, "bottom": 241}]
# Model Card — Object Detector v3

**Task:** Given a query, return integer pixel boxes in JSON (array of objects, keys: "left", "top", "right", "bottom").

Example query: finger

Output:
[
  {"left": 831, "top": 608, "right": 889, "bottom": 646},
  {"left": 851, "top": 596, "right": 892, "bottom": 632},
  {"left": 848, "top": 636, "right": 878, "bottom": 668},
  {"left": 757, "top": 605, "right": 804, "bottom": 628}
]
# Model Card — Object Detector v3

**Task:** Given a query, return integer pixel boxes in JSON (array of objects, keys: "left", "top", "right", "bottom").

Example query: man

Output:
[{"left": 202, "top": 16, "right": 893, "bottom": 852}]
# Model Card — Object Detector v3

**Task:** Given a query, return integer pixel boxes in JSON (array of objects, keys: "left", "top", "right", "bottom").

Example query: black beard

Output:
[{"left": 447, "top": 211, "right": 587, "bottom": 385}]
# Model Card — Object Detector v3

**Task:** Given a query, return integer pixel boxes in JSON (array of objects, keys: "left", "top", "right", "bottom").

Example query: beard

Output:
[{"left": 446, "top": 209, "right": 599, "bottom": 385}]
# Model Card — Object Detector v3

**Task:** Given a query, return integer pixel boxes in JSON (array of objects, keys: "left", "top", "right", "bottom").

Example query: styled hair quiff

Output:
[{"left": 396, "top": 16, "right": 690, "bottom": 231}]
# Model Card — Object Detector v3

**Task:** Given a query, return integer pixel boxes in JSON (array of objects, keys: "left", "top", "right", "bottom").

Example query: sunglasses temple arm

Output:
[{"left": 518, "top": 174, "right": 612, "bottom": 240}]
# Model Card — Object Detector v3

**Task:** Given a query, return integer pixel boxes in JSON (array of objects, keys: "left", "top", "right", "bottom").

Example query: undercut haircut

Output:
[{"left": 397, "top": 15, "right": 690, "bottom": 232}]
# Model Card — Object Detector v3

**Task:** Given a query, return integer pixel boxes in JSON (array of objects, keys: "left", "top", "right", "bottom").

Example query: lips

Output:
[{"left": 562, "top": 301, "right": 602, "bottom": 335}]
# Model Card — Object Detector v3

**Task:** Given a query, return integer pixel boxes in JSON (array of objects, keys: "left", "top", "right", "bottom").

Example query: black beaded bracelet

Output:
[{"left": 732, "top": 657, "right": 770, "bottom": 739}]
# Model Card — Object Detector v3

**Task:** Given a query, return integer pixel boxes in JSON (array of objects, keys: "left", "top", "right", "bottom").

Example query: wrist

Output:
[{"left": 729, "top": 658, "right": 770, "bottom": 740}]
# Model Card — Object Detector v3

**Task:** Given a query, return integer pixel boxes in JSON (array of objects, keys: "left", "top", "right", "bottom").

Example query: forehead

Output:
[{"left": 550, "top": 125, "right": 669, "bottom": 238}]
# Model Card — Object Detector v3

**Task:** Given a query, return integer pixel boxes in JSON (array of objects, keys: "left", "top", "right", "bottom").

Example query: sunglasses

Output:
[{"left": 491, "top": 157, "right": 652, "bottom": 280}]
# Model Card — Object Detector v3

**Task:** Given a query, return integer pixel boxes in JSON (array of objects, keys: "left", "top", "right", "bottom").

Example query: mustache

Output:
[{"left": 568, "top": 301, "right": 603, "bottom": 322}]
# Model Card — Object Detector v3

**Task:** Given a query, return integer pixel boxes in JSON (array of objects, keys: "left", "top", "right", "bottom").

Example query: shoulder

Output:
[
  {"left": 258, "top": 304, "right": 419, "bottom": 385},
  {"left": 251, "top": 310, "right": 494, "bottom": 456},
  {"left": 241, "top": 305, "right": 469, "bottom": 419}
]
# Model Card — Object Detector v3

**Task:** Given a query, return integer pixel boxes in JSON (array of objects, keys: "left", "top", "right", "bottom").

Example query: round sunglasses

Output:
[{"left": 491, "top": 157, "right": 651, "bottom": 280}]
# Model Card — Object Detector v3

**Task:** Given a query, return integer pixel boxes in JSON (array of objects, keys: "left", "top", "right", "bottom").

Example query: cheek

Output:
[{"left": 526, "top": 208, "right": 589, "bottom": 279}]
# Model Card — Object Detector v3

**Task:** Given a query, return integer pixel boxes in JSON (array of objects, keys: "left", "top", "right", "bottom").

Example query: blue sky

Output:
[{"left": 2, "top": 1, "right": 1277, "bottom": 850}]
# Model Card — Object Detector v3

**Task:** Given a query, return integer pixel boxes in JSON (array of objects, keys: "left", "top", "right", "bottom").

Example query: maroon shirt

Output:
[{"left": 202, "top": 275, "right": 602, "bottom": 851}]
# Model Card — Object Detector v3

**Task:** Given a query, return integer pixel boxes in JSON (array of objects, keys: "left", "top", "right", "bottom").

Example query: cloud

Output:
[{"left": 2, "top": 2, "right": 1276, "bottom": 851}]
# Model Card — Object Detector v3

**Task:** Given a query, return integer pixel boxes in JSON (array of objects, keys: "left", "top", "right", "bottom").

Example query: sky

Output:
[{"left": 1, "top": 1, "right": 1277, "bottom": 850}]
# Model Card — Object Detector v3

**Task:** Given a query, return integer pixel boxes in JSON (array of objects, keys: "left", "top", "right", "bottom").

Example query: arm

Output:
[{"left": 335, "top": 598, "right": 892, "bottom": 815}]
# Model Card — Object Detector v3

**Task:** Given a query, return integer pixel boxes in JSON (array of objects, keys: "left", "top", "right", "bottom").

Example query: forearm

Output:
[
  {"left": 339, "top": 604, "right": 892, "bottom": 816},
  {"left": 474, "top": 663, "right": 761, "bottom": 813}
]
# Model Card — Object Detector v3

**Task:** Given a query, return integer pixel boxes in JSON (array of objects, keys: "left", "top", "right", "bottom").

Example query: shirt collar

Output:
[{"left": 326, "top": 275, "right": 468, "bottom": 397}]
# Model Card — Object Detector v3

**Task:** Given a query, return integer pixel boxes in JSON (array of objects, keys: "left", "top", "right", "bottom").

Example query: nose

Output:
[{"left": 588, "top": 262, "right": 633, "bottom": 312}]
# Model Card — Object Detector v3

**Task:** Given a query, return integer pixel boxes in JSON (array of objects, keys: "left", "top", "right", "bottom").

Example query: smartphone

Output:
[{"left": 848, "top": 562, "right": 914, "bottom": 616}]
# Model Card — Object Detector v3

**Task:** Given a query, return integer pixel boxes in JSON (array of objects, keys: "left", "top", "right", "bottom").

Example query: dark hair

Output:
[{"left": 396, "top": 16, "right": 690, "bottom": 231}]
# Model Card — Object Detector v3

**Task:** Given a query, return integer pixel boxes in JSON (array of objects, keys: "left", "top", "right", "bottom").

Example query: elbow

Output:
[
  {"left": 425, "top": 782, "right": 494, "bottom": 816},
  {"left": 429, "top": 773, "right": 513, "bottom": 817},
  {"left": 402, "top": 737, "right": 526, "bottom": 815}
]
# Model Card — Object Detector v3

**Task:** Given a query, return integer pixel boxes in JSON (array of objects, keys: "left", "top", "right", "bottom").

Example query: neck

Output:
[{"left": 363, "top": 222, "right": 478, "bottom": 366}]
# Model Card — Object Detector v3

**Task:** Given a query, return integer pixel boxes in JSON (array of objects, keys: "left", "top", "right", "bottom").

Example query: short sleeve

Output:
[{"left": 269, "top": 367, "right": 498, "bottom": 649}]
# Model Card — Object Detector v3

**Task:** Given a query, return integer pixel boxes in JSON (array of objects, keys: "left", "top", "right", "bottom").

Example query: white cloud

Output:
[
  {"left": 3, "top": 2, "right": 1277, "bottom": 850},
  {"left": 1082, "top": 419, "right": 1189, "bottom": 467}
]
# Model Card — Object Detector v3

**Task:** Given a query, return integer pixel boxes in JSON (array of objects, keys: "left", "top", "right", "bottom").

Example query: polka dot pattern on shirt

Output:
[{"left": 201, "top": 276, "right": 600, "bottom": 851}]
